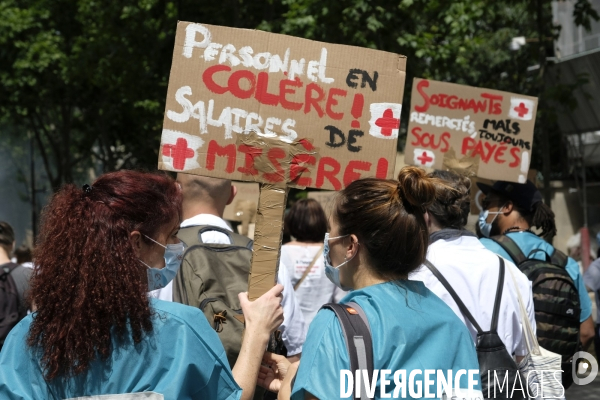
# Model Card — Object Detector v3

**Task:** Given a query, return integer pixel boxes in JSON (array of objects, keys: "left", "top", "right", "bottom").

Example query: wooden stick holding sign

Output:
[
  {"left": 248, "top": 184, "right": 289, "bottom": 300},
  {"left": 158, "top": 22, "right": 407, "bottom": 299}
]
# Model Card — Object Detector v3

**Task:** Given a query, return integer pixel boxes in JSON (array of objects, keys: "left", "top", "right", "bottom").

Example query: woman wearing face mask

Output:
[
  {"left": 0, "top": 170, "right": 283, "bottom": 400},
  {"left": 258, "top": 167, "right": 480, "bottom": 400}
]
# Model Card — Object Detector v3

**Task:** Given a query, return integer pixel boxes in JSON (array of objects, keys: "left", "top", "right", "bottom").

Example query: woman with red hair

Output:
[{"left": 0, "top": 170, "right": 283, "bottom": 400}]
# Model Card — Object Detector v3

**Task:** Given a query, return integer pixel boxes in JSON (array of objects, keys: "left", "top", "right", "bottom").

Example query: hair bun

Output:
[{"left": 397, "top": 166, "right": 436, "bottom": 210}]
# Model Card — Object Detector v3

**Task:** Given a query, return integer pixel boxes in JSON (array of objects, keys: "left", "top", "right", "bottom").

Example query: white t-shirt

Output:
[
  {"left": 150, "top": 213, "right": 307, "bottom": 356},
  {"left": 279, "top": 244, "right": 347, "bottom": 325},
  {"left": 409, "top": 235, "right": 536, "bottom": 356}
]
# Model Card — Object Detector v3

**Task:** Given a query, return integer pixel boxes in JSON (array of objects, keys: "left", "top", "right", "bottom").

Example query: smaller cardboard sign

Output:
[
  {"left": 405, "top": 78, "right": 538, "bottom": 183},
  {"left": 223, "top": 181, "right": 259, "bottom": 222}
]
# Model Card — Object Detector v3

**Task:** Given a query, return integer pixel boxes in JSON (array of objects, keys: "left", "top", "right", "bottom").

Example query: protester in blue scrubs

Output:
[
  {"left": 477, "top": 180, "right": 594, "bottom": 389},
  {"left": 258, "top": 167, "right": 481, "bottom": 400},
  {"left": 0, "top": 170, "right": 284, "bottom": 400}
]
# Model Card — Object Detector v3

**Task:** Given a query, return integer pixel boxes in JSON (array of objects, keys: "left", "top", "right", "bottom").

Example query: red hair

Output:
[{"left": 28, "top": 170, "right": 182, "bottom": 380}]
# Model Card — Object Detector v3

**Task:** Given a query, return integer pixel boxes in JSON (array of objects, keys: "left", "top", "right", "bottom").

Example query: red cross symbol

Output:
[
  {"left": 374, "top": 109, "right": 400, "bottom": 136},
  {"left": 162, "top": 138, "right": 194, "bottom": 170},
  {"left": 513, "top": 102, "right": 529, "bottom": 118},
  {"left": 417, "top": 151, "right": 433, "bottom": 165}
]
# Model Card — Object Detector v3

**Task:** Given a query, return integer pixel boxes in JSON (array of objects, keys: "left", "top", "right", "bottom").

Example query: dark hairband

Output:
[{"left": 82, "top": 184, "right": 93, "bottom": 194}]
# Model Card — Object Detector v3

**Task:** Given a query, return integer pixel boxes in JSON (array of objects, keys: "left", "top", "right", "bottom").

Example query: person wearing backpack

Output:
[
  {"left": 409, "top": 171, "right": 535, "bottom": 398},
  {"left": 477, "top": 179, "right": 594, "bottom": 389},
  {"left": 0, "top": 221, "right": 32, "bottom": 351},
  {"left": 257, "top": 167, "right": 480, "bottom": 400},
  {"left": 0, "top": 171, "right": 285, "bottom": 399},
  {"left": 171, "top": 173, "right": 307, "bottom": 365}
]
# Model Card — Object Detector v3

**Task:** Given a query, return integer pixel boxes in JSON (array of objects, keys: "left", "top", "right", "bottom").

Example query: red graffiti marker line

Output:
[
  {"left": 351, "top": 93, "right": 364, "bottom": 128},
  {"left": 375, "top": 109, "right": 400, "bottom": 136},
  {"left": 162, "top": 138, "right": 194, "bottom": 170},
  {"left": 513, "top": 102, "right": 529, "bottom": 118},
  {"left": 416, "top": 151, "right": 434, "bottom": 165}
]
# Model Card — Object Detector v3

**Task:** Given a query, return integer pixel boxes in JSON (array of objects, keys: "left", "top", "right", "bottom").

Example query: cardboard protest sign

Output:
[
  {"left": 159, "top": 22, "right": 406, "bottom": 189},
  {"left": 404, "top": 78, "right": 538, "bottom": 183},
  {"left": 159, "top": 22, "right": 406, "bottom": 298}
]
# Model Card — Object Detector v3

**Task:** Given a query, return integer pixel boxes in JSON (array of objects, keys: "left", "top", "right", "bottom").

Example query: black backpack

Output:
[
  {"left": 491, "top": 234, "right": 580, "bottom": 388},
  {"left": 425, "top": 257, "right": 524, "bottom": 399},
  {"left": 0, "top": 262, "right": 22, "bottom": 350},
  {"left": 322, "top": 302, "right": 373, "bottom": 400}
]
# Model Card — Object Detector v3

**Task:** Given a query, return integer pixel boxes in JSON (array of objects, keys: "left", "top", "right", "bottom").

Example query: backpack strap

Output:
[
  {"left": 293, "top": 245, "right": 324, "bottom": 291},
  {"left": 322, "top": 302, "right": 373, "bottom": 400},
  {"left": 490, "top": 257, "right": 505, "bottom": 332},
  {"left": 178, "top": 224, "right": 252, "bottom": 249},
  {"left": 550, "top": 248, "right": 568, "bottom": 269},
  {"left": 0, "top": 262, "right": 20, "bottom": 280},
  {"left": 490, "top": 235, "right": 527, "bottom": 265},
  {"left": 424, "top": 260, "right": 483, "bottom": 333}
]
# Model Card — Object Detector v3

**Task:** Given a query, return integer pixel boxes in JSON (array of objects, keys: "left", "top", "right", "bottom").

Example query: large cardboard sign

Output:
[
  {"left": 404, "top": 78, "right": 538, "bottom": 183},
  {"left": 159, "top": 22, "right": 406, "bottom": 190}
]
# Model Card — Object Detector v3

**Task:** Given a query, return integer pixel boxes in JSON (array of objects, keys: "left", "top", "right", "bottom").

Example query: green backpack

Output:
[{"left": 173, "top": 225, "right": 253, "bottom": 368}]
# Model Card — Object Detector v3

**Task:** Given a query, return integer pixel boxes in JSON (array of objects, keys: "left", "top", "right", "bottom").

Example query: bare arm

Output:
[
  {"left": 580, "top": 316, "right": 595, "bottom": 350},
  {"left": 233, "top": 285, "right": 284, "bottom": 400}
]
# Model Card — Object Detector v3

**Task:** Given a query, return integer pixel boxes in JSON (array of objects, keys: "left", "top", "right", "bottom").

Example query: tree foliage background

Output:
[{"left": 0, "top": 0, "right": 597, "bottom": 191}]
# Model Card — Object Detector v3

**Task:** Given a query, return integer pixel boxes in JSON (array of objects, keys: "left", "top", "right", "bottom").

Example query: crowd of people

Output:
[{"left": 0, "top": 166, "right": 596, "bottom": 399}]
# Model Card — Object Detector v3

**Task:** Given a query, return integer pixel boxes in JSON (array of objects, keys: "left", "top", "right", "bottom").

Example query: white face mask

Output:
[
  {"left": 477, "top": 206, "right": 505, "bottom": 238},
  {"left": 139, "top": 235, "right": 185, "bottom": 291}
]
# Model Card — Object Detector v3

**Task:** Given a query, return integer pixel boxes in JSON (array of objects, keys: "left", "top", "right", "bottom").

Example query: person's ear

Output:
[
  {"left": 502, "top": 201, "right": 514, "bottom": 215},
  {"left": 346, "top": 234, "right": 359, "bottom": 259},
  {"left": 130, "top": 231, "right": 143, "bottom": 258},
  {"left": 226, "top": 185, "right": 238, "bottom": 206}
]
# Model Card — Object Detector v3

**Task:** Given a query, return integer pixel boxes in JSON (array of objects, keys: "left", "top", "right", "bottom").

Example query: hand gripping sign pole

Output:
[{"left": 159, "top": 21, "right": 406, "bottom": 299}]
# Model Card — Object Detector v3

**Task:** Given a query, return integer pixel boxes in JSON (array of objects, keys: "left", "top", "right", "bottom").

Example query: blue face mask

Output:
[
  {"left": 140, "top": 235, "right": 185, "bottom": 291},
  {"left": 477, "top": 207, "right": 504, "bottom": 238},
  {"left": 323, "top": 232, "right": 356, "bottom": 291}
]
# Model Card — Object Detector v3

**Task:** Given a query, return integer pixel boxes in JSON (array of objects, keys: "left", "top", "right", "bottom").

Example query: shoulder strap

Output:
[
  {"left": 293, "top": 245, "right": 324, "bottom": 291},
  {"left": 550, "top": 248, "right": 568, "bottom": 268},
  {"left": 322, "top": 302, "right": 373, "bottom": 400},
  {"left": 490, "top": 235, "right": 527, "bottom": 265},
  {"left": 0, "top": 262, "right": 20, "bottom": 277},
  {"left": 178, "top": 225, "right": 252, "bottom": 249},
  {"left": 490, "top": 257, "right": 505, "bottom": 332},
  {"left": 424, "top": 260, "right": 483, "bottom": 333},
  {"left": 177, "top": 225, "right": 204, "bottom": 248}
]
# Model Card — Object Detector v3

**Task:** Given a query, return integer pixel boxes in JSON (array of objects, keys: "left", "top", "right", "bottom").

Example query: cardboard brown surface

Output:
[
  {"left": 248, "top": 184, "right": 289, "bottom": 300},
  {"left": 159, "top": 22, "right": 406, "bottom": 189},
  {"left": 158, "top": 22, "right": 406, "bottom": 298},
  {"left": 405, "top": 78, "right": 538, "bottom": 183},
  {"left": 223, "top": 181, "right": 259, "bottom": 222}
]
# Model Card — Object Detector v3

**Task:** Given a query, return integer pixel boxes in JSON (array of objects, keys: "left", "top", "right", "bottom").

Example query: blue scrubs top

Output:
[
  {"left": 291, "top": 281, "right": 480, "bottom": 400},
  {"left": 0, "top": 299, "right": 242, "bottom": 399},
  {"left": 480, "top": 231, "right": 592, "bottom": 322}
]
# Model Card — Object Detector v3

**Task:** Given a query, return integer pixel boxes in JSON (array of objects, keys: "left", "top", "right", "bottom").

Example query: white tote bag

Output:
[{"left": 509, "top": 268, "right": 565, "bottom": 400}]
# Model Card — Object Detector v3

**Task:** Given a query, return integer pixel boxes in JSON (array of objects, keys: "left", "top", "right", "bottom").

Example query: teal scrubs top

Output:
[
  {"left": 291, "top": 281, "right": 480, "bottom": 400},
  {"left": 0, "top": 299, "right": 242, "bottom": 399},
  {"left": 480, "top": 231, "right": 592, "bottom": 322}
]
